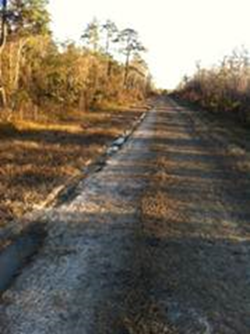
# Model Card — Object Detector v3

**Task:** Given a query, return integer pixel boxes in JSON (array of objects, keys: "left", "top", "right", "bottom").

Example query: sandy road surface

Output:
[{"left": 1, "top": 98, "right": 250, "bottom": 333}]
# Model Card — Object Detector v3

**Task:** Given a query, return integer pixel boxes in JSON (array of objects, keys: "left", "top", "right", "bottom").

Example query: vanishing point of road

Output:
[{"left": 1, "top": 97, "right": 250, "bottom": 333}]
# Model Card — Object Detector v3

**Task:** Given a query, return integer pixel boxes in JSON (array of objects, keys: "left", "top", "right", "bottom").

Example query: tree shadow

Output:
[{"left": 26, "top": 208, "right": 250, "bottom": 334}]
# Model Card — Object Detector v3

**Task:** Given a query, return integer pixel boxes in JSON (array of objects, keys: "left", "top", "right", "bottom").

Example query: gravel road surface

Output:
[{"left": 1, "top": 98, "right": 250, "bottom": 333}]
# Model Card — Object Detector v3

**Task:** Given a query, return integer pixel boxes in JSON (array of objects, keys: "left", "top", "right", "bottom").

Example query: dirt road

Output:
[{"left": 1, "top": 98, "right": 250, "bottom": 333}]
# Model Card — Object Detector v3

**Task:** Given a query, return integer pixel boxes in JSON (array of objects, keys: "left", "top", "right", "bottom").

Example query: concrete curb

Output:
[{"left": 0, "top": 222, "right": 47, "bottom": 295}]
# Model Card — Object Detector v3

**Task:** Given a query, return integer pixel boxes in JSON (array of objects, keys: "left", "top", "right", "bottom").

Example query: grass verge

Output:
[{"left": 0, "top": 104, "right": 149, "bottom": 231}]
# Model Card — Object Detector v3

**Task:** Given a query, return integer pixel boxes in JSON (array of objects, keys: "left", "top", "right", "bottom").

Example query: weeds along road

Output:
[{"left": 1, "top": 97, "right": 250, "bottom": 333}]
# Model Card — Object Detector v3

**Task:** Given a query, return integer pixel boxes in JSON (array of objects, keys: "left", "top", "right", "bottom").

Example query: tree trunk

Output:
[
  {"left": 0, "top": 0, "right": 8, "bottom": 109},
  {"left": 0, "top": 23, "right": 7, "bottom": 108},
  {"left": 124, "top": 51, "right": 130, "bottom": 88},
  {"left": 13, "top": 39, "right": 26, "bottom": 91}
]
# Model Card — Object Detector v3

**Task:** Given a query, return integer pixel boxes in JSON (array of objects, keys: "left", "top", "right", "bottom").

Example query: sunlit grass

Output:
[{"left": 0, "top": 104, "right": 147, "bottom": 230}]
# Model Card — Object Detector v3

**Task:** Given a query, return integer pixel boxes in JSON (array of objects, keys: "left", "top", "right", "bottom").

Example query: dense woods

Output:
[
  {"left": 0, "top": 0, "right": 152, "bottom": 122},
  {"left": 175, "top": 48, "right": 250, "bottom": 124}
]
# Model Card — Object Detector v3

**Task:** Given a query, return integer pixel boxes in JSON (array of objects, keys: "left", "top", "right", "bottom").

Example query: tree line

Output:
[
  {"left": 174, "top": 48, "right": 250, "bottom": 124},
  {"left": 0, "top": 0, "right": 153, "bottom": 121}
]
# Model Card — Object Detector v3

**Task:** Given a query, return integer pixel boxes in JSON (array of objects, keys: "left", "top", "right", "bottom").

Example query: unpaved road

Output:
[{"left": 1, "top": 97, "right": 250, "bottom": 333}]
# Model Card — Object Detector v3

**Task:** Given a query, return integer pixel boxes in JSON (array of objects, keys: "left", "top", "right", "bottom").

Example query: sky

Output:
[{"left": 49, "top": 0, "right": 250, "bottom": 89}]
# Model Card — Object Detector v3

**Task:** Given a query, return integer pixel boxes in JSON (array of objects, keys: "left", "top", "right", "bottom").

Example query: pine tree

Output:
[
  {"left": 81, "top": 18, "right": 100, "bottom": 52},
  {"left": 117, "top": 28, "right": 146, "bottom": 87}
]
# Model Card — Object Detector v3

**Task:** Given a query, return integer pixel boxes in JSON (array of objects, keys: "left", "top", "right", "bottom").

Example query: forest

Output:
[
  {"left": 175, "top": 47, "right": 250, "bottom": 125},
  {"left": 0, "top": 0, "right": 153, "bottom": 122}
]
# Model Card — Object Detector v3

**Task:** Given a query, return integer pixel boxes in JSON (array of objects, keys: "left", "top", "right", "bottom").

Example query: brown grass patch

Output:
[{"left": 0, "top": 104, "right": 148, "bottom": 229}]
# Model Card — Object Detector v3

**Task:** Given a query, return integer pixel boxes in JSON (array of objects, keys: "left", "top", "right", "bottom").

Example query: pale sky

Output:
[{"left": 49, "top": 0, "right": 250, "bottom": 89}]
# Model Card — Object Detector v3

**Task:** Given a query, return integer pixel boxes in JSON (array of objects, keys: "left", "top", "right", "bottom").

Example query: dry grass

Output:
[{"left": 0, "top": 105, "right": 147, "bottom": 229}]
